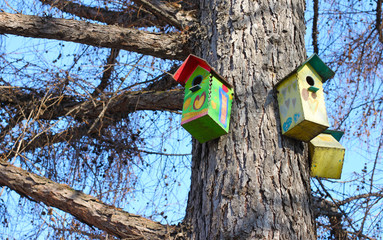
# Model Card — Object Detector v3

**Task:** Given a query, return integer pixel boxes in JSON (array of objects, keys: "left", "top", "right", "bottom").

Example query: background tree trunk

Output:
[{"left": 184, "top": 0, "right": 316, "bottom": 239}]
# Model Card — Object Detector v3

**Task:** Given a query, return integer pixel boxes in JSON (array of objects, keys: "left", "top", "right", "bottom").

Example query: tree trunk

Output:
[{"left": 184, "top": 0, "right": 316, "bottom": 239}]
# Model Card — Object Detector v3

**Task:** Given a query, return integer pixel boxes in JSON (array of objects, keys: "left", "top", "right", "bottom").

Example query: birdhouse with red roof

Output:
[
  {"left": 275, "top": 54, "right": 335, "bottom": 142},
  {"left": 173, "top": 55, "right": 234, "bottom": 143}
]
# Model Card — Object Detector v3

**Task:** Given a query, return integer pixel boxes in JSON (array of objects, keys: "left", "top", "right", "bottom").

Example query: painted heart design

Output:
[
  {"left": 294, "top": 113, "right": 300, "bottom": 123},
  {"left": 285, "top": 99, "right": 290, "bottom": 109},
  {"left": 183, "top": 97, "right": 192, "bottom": 111},
  {"left": 283, "top": 117, "right": 292, "bottom": 132},
  {"left": 193, "top": 92, "right": 206, "bottom": 110},
  {"left": 308, "top": 99, "right": 319, "bottom": 113},
  {"left": 292, "top": 98, "right": 296, "bottom": 108}
]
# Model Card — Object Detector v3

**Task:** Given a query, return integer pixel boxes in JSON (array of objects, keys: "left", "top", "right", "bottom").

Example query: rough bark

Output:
[
  {"left": 0, "top": 12, "right": 189, "bottom": 60},
  {"left": 131, "top": 0, "right": 196, "bottom": 29},
  {"left": 184, "top": 0, "right": 316, "bottom": 239},
  {"left": 0, "top": 160, "right": 181, "bottom": 239}
]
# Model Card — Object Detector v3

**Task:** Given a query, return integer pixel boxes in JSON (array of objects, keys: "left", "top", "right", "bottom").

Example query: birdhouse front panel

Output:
[
  {"left": 180, "top": 66, "right": 233, "bottom": 143},
  {"left": 277, "top": 62, "right": 330, "bottom": 142},
  {"left": 297, "top": 64, "right": 329, "bottom": 128},
  {"left": 309, "top": 132, "right": 345, "bottom": 179},
  {"left": 181, "top": 65, "right": 210, "bottom": 125}
]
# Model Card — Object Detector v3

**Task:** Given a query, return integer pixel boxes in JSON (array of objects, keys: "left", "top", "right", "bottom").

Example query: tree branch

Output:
[
  {"left": 39, "top": 0, "right": 166, "bottom": 27},
  {"left": 312, "top": 0, "right": 319, "bottom": 53},
  {"left": 132, "top": 0, "right": 184, "bottom": 29},
  {"left": 42, "top": 89, "right": 184, "bottom": 120},
  {"left": 0, "top": 160, "right": 181, "bottom": 239},
  {"left": 377, "top": 0, "right": 383, "bottom": 43},
  {"left": 91, "top": 48, "right": 120, "bottom": 97},
  {"left": 0, "top": 86, "right": 183, "bottom": 120},
  {"left": 144, "top": 64, "right": 180, "bottom": 91},
  {"left": 0, "top": 12, "right": 189, "bottom": 60}
]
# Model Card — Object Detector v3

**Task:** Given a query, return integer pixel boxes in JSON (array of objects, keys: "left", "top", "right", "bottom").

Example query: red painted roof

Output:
[{"left": 173, "top": 55, "right": 211, "bottom": 86}]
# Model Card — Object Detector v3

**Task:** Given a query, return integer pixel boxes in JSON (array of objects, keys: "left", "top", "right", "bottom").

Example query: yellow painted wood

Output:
[
  {"left": 309, "top": 133, "right": 345, "bottom": 179},
  {"left": 297, "top": 64, "right": 329, "bottom": 127},
  {"left": 276, "top": 63, "right": 329, "bottom": 142}
]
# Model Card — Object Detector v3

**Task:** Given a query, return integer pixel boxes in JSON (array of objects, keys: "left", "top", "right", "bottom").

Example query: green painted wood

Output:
[{"left": 180, "top": 65, "right": 233, "bottom": 143}]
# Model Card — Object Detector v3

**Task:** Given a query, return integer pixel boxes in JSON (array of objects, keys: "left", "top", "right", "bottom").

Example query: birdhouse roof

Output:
[
  {"left": 301, "top": 54, "right": 335, "bottom": 82},
  {"left": 275, "top": 53, "right": 335, "bottom": 88},
  {"left": 323, "top": 129, "right": 344, "bottom": 142},
  {"left": 173, "top": 54, "right": 233, "bottom": 88}
]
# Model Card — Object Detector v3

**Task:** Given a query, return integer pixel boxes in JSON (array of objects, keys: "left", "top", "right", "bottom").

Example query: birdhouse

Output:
[
  {"left": 275, "top": 54, "right": 335, "bottom": 142},
  {"left": 173, "top": 55, "right": 234, "bottom": 143},
  {"left": 309, "top": 130, "right": 346, "bottom": 179}
]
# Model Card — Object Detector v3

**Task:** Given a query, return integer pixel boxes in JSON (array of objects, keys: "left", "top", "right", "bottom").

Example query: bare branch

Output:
[
  {"left": 0, "top": 12, "right": 189, "bottom": 60},
  {"left": 337, "top": 191, "right": 383, "bottom": 206},
  {"left": 144, "top": 64, "right": 180, "bottom": 91},
  {"left": 39, "top": 0, "right": 165, "bottom": 27},
  {"left": 91, "top": 48, "right": 120, "bottom": 97},
  {"left": 0, "top": 86, "right": 183, "bottom": 120},
  {"left": 76, "top": 89, "right": 183, "bottom": 119},
  {"left": 377, "top": 0, "right": 383, "bottom": 43},
  {"left": 131, "top": 0, "right": 196, "bottom": 29},
  {"left": 0, "top": 160, "right": 181, "bottom": 239},
  {"left": 312, "top": 0, "right": 319, "bottom": 54}
]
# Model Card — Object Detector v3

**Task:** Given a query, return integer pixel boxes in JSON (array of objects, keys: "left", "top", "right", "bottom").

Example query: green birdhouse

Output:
[
  {"left": 275, "top": 54, "right": 335, "bottom": 142},
  {"left": 173, "top": 55, "right": 234, "bottom": 143},
  {"left": 309, "top": 130, "right": 346, "bottom": 179}
]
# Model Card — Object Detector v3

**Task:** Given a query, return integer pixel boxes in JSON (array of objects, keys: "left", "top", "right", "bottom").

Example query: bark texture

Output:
[
  {"left": 0, "top": 12, "right": 189, "bottom": 60},
  {"left": 0, "top": 160, "right": 180, "bottom": 239},
  {"left": 184, "top": 0, "right": 316, "bottom": 239}
]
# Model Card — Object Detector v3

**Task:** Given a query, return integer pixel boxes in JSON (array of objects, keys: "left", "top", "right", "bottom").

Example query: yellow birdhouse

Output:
[
  {"left": 309, "top": 130, "right": 345, "bottom": 179},
  {"left": 276, "top": 54, "right": 335, "bottom": 142}
]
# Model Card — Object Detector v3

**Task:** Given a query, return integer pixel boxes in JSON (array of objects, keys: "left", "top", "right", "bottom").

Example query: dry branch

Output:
[
  {"left": 0, "top": 86, "right": 183, "bottom": 120},
  {"left": 132, "top": 0, "right": 186, "bottom": 29},
  {"left": 44, "top": 89, "right": 184, "bottom": 120},
  {"left": 91, "top": 48, "right": 120, "bottom": 97},
  {"left": 0, "top": 12, "right": 189, "bottom": 60},
  {"left": 39, "top": 0, "right": 165, "bottom": 27},
  {"left": 0, "top": 160, "right": 181, "bottom": 239}
]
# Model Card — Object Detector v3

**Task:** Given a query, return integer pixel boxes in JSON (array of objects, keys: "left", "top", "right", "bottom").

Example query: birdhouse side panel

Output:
[
  {"left": 181, "top": 66, "right": 211, "bottom": 125},
  {"left": 207, "top": 76, "right": 233, "bottom": 133},
  {"left": 309, "top": 134, "right": 346, "bottom": 179},
  {"left": 277, "top": 76, "right": 304, "bottom": 134},
  {"left": 297, "top": 64, "right": 329, "bottom": 127},
  {"left": 182, "top": 114, "right": 228, "bottom": 143}
]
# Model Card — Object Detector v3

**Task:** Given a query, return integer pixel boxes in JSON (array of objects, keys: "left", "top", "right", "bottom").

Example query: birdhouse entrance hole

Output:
[
  {"left": 306, "top": 76, "right": 319, "bottom": 93},
  {"left": 306, "top": 76, "right": 315, "bottom": 86},
  {"left": 190, "top": 75, "right": 203, "bottom": 92}
]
